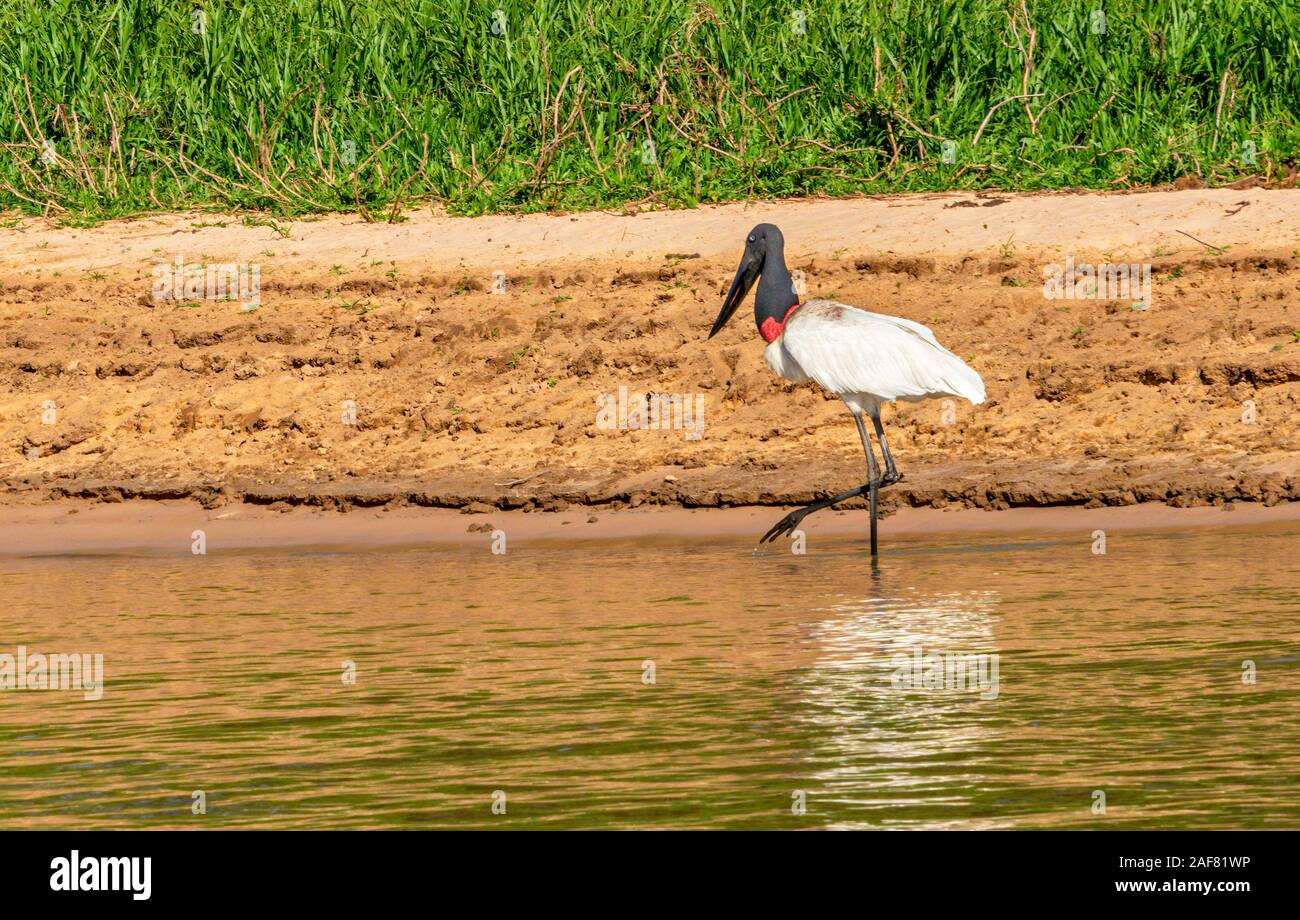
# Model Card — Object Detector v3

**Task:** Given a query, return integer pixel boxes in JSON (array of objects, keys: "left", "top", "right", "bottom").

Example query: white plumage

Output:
[{"left": 763, "top": 299, "right": 985, "bottom": 413}]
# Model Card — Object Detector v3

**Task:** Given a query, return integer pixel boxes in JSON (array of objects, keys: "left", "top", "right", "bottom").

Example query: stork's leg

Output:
[
  {"left": 759, "top": 482, "right": 873, "bottom": 544},
  {"left": 868, "top": 406, "right": 902, "bottom": 487},
  {"left": 857, "top": 412, "right": 881, "bottom": 556},
  {"left": 759, "top": 411, "right": 883, "bottom": 545}
]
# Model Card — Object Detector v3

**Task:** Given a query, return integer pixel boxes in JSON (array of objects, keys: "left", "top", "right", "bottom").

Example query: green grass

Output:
[{"left": 1, "top": 0, "right": 1297, "bottom": 220}]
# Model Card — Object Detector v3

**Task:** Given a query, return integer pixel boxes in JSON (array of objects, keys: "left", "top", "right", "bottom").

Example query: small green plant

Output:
[
  {"left": 505, "top": 345, "right": 533, "bottom": 368},
  {"left": 242, "top": 216, "right": 291, "bottom": 239}
]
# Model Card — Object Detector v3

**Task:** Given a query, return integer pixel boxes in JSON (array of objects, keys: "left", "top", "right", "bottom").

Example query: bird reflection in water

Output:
[{"left": 787, "top": 566, "right": 1004, "bottom": 828}]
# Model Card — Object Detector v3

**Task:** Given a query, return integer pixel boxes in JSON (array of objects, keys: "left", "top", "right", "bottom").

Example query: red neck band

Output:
[{"left": 759, "top": 304, "right": 801, "bottom": 344}]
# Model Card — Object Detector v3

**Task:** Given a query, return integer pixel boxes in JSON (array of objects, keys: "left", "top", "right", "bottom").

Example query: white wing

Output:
[{"left": 773, "top": 299, "right": 985, "bottom": 404}]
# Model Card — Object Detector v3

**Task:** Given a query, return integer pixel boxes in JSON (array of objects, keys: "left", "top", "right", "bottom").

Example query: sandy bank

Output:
[
  {"left": 2, "top": 188, "right": 1298, "bottom": 516},
  {"left": 4, "top": 187, "right": 1298, "bottom": 275},
  {"left": 1, "top": 497, "right": 1297, "bottom": 556}
]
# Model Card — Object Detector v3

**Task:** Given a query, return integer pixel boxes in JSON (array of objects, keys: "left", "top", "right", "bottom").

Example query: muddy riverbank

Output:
[{"left": 2, "top": 188, "right": 1298, "bottom": 516}]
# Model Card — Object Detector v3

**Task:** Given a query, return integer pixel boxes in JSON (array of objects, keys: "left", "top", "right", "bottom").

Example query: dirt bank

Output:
[
  {"left": 2, "top": 188, "right": 1298, "bottom": 521},
  {"left": 3, "top": 497, "right": 1299, "bottom": 556}
]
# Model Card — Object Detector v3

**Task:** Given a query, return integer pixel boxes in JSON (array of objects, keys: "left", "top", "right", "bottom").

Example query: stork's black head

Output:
[{"left": 708, "top": 223, "right": 795, "bottom": 340}]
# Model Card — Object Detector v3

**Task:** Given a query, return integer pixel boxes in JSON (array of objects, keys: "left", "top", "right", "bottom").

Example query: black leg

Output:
[
  {"left": 853, "top": 411, "right": 883, "bottom": 483},
  {"left": 869, "top": 407, "right": 902, "bottom": 486},
  {"left": 869, "top": 477, "right": 878, "bottom": 556},
  {"left": 854, "top": 412, "right": 882, "bottom": 556},
  {"left": 759, "top": 482, "right": 872, "bottom": 543},
  {"left": 759, "top": 411, "right": 886, "bottom": 546}
]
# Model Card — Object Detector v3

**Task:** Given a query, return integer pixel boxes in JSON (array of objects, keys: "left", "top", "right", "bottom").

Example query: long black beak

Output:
[{"left": 709, "top": 249, "right": 761, "bottom": 339}]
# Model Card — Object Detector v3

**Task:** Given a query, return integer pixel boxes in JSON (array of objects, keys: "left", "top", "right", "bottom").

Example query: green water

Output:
[{"left": 2, "top": 523, "right": 1298, "bottom": 829}]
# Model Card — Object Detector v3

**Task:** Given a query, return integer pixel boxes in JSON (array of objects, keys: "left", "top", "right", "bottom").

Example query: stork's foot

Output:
[
  {"left": 760, "top": 507, "right": 813, "bottom": 544},
  {"left": 759, "top": 474, "right": 900, "bottom": 545}
]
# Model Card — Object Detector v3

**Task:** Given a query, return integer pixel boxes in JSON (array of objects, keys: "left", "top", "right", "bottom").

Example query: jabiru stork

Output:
[{"left": 708, "top": 223, "right": 985, "bottom": 554}]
